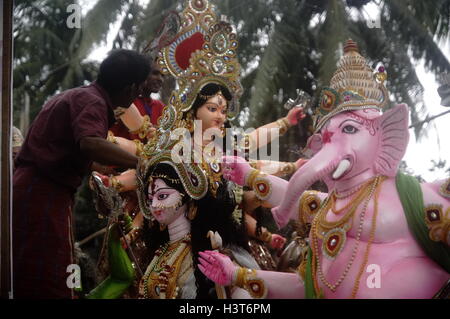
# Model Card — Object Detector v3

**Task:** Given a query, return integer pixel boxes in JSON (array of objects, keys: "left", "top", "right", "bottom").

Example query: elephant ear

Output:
[
  {"left": 304, "top": 133, "right": 322, "bottom": 157},
  {"left": 374, "top": 104, "right": 410, "bottom": 177}
]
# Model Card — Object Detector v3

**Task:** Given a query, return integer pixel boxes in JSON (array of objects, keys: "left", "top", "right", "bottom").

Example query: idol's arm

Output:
[
  {"left": 245, "top": 107, "right": 305, "bottom": 151},
  {"left": 254, "top": 158, "right": 307, "bottom": 177},
  {"left": 198, "top": 250, "right": 305, "bottom": 299},
  {"left": 120, "top": 103, "right": 155, "bottom": 140}
]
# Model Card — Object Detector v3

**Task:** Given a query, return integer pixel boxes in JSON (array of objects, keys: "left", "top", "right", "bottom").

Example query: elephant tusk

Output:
[{"left": 332, "top": 159, "right": 351, "bottom": 180}]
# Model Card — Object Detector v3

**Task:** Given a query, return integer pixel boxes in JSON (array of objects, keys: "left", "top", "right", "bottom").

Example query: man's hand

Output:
[{"left": 90, "top": 162, "right": 118, "bottom": 175}]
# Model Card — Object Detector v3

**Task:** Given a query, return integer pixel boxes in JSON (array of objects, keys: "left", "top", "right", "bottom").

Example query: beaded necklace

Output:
[
  {"left": 334, "top": 181, "right": 366, "bottom": 199},
  {"left": 142, "top": 233, "right": 191, "bottom": 299},
  {"left": 350, "top": 176, "right": 384, "bottom": 298},
  {"left": 311, "top": 176, "right": 381, "bottom": 293}
]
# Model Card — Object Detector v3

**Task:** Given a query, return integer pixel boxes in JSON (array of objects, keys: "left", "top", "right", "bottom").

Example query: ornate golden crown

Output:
[
  {"left": 157, "top": 0, "right": 242, "bottom": 120},
  {"left": 313, "top": 39, "right": 389, "bottom": 132}
]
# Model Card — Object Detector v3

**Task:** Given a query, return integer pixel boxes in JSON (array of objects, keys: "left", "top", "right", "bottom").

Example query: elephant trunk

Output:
[{"left": 271, "top": 145, "right": 344, "bottom": 228}]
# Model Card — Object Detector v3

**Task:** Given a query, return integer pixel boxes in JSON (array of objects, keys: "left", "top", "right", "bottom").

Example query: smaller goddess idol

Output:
[{"left": 87, "top": 160, "right": 261, "bottom": 299}]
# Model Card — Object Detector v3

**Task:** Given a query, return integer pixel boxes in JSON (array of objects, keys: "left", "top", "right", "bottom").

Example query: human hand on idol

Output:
[
  {"left": 222, "top": 155, "right": 252, "bottom": 186},
  {"left": 198, "top": 250, "right": 237, "bottom": 286},
  {"left": 90, "top": 162, "right": 118, "bottom": 176}
]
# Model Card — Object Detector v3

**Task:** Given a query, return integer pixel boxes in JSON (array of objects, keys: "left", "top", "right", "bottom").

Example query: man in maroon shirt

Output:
[
  {"left": 109, "top": 60, "right": 165, "bottom": 139},
  {"left": 12, "top": 49, "right": 151, "bottom": 299}
]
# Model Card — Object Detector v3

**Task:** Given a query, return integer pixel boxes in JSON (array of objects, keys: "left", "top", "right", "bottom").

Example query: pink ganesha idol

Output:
[{"left": 198, "top": 39, "right": 450, "bottom": 299}]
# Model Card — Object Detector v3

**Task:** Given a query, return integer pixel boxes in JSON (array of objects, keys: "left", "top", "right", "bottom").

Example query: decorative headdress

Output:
[
  {"left": 157, "top": 0, "right": 242, "bottom": 120},
  {"left": 136, "top": 157, "right": 208, "bottom": 220},
  {"left": 313, "top": 39, "right": 389, "bottom": 133},
  {"left": 141, "top": 11, "right": 181, "bottom": 60}
]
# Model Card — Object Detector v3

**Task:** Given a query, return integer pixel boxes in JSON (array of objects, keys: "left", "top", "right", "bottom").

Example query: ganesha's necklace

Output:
[
  {"left": 311, "top": 176, "right": 381, "bottom": 293},
  {"left": 315, "top": 177, "right": 376, "bottom": 253}
]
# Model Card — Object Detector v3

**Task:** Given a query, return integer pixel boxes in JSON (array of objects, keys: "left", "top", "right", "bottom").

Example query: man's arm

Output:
[{"left": 80, "top": 136, "right": 138, "bottom": 169}]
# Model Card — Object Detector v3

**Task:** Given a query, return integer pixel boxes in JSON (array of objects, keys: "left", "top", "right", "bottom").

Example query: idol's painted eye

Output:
[
  {"left": 342, "top": 125, "right": 358, "bottom": 134},
  {"left": 208, "top": 106, "right": 217, "bottom": 113},
  {"left": 157, "top": 193, "right": 169, "bottom": 201},
  {"left": 221, "top": 108, "right": 227, "bottom": 115}
]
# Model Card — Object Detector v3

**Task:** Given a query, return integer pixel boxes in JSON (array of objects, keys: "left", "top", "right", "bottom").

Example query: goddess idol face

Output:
[
  {"left": 195, "top": 93, "right": 228, "bottom": 131},
  {"left": 148, "top": 179, "right": 186, "bottom": 226}
]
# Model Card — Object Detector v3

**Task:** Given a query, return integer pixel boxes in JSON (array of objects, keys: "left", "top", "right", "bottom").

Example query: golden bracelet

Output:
[
  {"left": 133, "top": 139, "right": 144, "bottom": 156},
  {"left": 234, "top": 267, "right": 267, "bottom": 299},
  {"left": 110, "top": 176, "right": 124, "bottom": 192},
  {"left": 277, "top": 118, "right": 290, "bottom": 135},
  {"left": 248, "top": 160, "right": 258, "bottom": 169},
  {"left": 246, "top": 169, "right": 261, "bottom": 188},
  {"left": 235, "top": 267, "right": 246, "bottom": 287},
  {"left": 281, "top": 162, "right": 296, "bottom": 176},
  {"left": 259, "top": 230, "right": 272, "bottom": 243},
  {"left": 107, "top": 131, "right": 118, "bottom": 144},
  {"left": 130, "top": 115, "right": 152, "bottom": 140}
]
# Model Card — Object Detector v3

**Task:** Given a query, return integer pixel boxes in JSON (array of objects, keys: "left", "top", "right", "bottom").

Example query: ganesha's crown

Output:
[{"left": 313, "top": 39, "right": 389, "bottom": 132}]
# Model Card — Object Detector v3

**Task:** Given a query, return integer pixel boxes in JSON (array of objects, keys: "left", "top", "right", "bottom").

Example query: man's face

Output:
[
  {"left": 114, "top": 82, "right": 140, "bottom": 110},
  {"left": 141, "top": 62, "right": 163, "bottom": 97}
]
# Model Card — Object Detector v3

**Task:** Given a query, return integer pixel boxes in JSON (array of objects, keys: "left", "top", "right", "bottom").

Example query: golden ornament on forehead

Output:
[
  {"left": 151, "top": 173, "right": 182, "bottom": 184},
  {"left": 198, "top": 90, "right": 223, "bottom": 100}
]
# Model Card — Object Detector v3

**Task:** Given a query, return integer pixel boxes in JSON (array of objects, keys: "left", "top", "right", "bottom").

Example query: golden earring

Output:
[
  {"left": 159, "top": 223, "right": 166, "bottom": 231},
  {"left": 187, "top": 203, "right": 197, "bottom": 220},
  {"left": 186, "top": 112, "right": 194, "bottom": 133}
]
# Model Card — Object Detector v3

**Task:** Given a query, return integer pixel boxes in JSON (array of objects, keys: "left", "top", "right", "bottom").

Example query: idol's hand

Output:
[
  {"left": 295, "top": 157, "right": 308, "bottom": 169},
  {"left": 222, "top": 155, "right": 252, "bottom": 186},
  {"left": 286, "top": 107, "right": 306, "bottom": 126},
  {"left": 270, "top": 234, "right": 287, "bottom": 250},
  {"left": 198, "top": 250, "right": 237, "bottom": 286}
]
